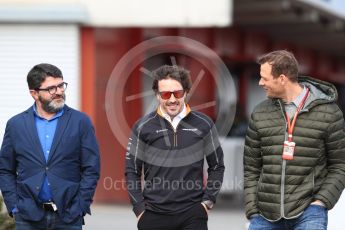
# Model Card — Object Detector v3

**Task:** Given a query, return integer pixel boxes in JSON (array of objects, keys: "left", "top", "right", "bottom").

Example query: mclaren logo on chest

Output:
[
  {"left": 182, "top": 128, "right": 198, "bottom": 132},
  {"left": 156, "top": 129, "right": 168, "bottom": 133}
]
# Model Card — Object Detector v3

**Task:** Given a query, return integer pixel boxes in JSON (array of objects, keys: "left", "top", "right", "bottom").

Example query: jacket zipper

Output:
[
  {"left": 173, "top": 122, "right": 182, "bottom": 147},
  {"left": 166, "top": 121, "right": 178, "bottom": 147},
  {"left": 278, "top": 100, "right": 310, "bottom": 219},
  {"left": 173, "top": 122, "right": 184, "bottom": 147},
  {"left": 278, "top": 100, "right": 288, "bottom": 218},
  {"left": 174, "top": 129, "right": 177, "bottom": 147}
]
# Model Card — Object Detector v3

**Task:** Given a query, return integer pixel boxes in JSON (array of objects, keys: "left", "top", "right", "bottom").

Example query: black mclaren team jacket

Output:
[{"left": 125, "top": 106, "right": 225, "bottom": 216}]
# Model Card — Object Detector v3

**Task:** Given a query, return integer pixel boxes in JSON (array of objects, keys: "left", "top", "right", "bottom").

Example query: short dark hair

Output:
[
  {"left": 152, "top": 65, "right": 192, "bottom": 93},
  {"left": 257, "top": 50, "right": 299, "bottom": 82},
  {"left": 27, "top": 63, "right": 63, "bottom": 90}
]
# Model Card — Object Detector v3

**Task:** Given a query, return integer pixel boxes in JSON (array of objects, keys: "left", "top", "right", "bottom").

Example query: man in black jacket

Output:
[{"left": 125, "top": 65, "right": 225, "bottom": 230}]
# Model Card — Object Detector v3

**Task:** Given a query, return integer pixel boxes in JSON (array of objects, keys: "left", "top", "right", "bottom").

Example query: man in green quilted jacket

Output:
[{"left": 244, "top": 50, "right": 345, "bottom": 230}]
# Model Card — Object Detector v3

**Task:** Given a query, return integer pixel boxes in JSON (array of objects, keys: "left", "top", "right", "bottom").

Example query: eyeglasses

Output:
[
  {"left": 36, "top": 82, "right": 68, "bottom": 95},
  {"left": 158, "top": 90, "right": 185, "bottom": 100}
]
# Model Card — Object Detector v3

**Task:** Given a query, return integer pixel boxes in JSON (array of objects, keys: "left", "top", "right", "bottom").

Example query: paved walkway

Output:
[
  {"left": 84, "top": 196, "right": 247, "bottom": 230},
  {"left": 84, "top": 193, "right": 345, "bottom": 230}
]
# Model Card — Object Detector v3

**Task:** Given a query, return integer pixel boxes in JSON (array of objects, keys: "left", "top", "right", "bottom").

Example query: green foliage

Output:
[{"left": 0, "top": 196, "right": 15, "bottom": 230}]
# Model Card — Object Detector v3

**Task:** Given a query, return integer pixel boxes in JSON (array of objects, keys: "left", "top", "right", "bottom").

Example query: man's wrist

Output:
[
  {"left": 311, "top": 200, "right": 325, "bottom": 207},
  {"left": 202, "top": 200, "right": 214, "bottom": 210},
  {"left": 11, "top": 206, "right": 18, "bottom": 217},
  {"left": 137, "top": 210, "right": 145, "bottom": 220},
  {"left": 134, "top": 202, "right": 146, "bottom": 217},
  {"left": 11, "top": 206, "right": 18, "bottom": 213}
]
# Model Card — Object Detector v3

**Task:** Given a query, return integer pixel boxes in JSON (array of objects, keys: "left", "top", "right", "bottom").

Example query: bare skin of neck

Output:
[{"left": 282, "top": 82, "right": 303, "bottom": 104}]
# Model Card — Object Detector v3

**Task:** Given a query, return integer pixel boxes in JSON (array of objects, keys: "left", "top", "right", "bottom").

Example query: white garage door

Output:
[{"left": 0, "top": 24, "right": 80, "bottom": 144}]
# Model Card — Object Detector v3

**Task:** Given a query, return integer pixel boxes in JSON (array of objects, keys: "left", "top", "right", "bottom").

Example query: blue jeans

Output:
[
  {"left": 249, "top": 204, "right": 328, "bottom": 230},
  {"left": 14, "top": 211, "right": 83, "bottom": 230}
]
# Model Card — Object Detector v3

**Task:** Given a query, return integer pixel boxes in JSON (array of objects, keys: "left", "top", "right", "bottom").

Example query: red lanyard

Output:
[{"left": 285, "top": 88, "right": 310, "bottom": 142}]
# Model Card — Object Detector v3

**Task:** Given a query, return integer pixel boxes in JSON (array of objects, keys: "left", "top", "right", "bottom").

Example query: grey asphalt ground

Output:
[
  {"left": 84, "top": 193, "right": 345, "bottom": 230},
  {"left": 84, "top": 195, "right": 247, "bottom": 230}
]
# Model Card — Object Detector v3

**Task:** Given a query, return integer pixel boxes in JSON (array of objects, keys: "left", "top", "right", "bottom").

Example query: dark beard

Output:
[{"left": 39, "top": 94, "right": 66, "bottom": 113}]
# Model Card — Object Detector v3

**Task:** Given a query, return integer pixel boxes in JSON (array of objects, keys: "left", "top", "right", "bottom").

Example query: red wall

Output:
[{"left": 81, "top": 28, "right": 143, "bottom": 203}]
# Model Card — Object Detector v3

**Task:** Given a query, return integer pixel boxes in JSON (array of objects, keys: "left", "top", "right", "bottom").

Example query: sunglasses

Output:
[{"left": 158, "top": 90, "right": 185, "bottom": 100}]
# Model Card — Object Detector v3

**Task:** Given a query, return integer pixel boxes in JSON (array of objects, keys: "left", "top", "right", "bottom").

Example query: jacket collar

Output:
[
  {"left": 23, "top": 105, "right": 72, "bottom": 163},
  {"left": 156, "top": 104, "right": 191, "bottom": 118},
  {"left": 273, "top": 76, "right": 337, "bottom": 110}
]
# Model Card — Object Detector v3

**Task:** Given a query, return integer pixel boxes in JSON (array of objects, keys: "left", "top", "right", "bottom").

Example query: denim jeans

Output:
[
  {"left": 249, "top": 204, "right": 328, "bottom": 230},
  {"left": 14, "top": 211, "right": 83, "bottom": 230}
]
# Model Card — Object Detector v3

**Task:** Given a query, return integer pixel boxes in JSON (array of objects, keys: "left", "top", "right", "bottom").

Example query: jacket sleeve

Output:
[
  {"left": 314, "top": 105, "right": 345, "bottom": 210},
  {"left": 0, "top": 121, "right": 17, "bottom": 215},
  {"left": 79, "top": 117, "right": 100, "bottom": 215},
  {"left": 125, "top": 125, "right": 145, "bottom": 217},
  {"left": 202, "top": 123, "right": 225, "bottom": 204},
  {"left": 243, "top": 113, "right": 262, "bottom": 219}
]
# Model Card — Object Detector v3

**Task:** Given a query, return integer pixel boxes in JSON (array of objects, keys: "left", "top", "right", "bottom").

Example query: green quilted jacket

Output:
[{"left": 244, "top": 76, "right": 345, "bottom": 221}]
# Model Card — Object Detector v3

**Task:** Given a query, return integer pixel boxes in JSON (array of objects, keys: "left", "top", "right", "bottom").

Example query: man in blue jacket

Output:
[{"left": 0, "top": 63, "right": 100, "bottom": 229}]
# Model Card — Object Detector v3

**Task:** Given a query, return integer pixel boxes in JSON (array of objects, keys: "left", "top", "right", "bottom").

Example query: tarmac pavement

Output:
[{"left": 84, "top": 195, "right": 247, "bottom": 230}]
